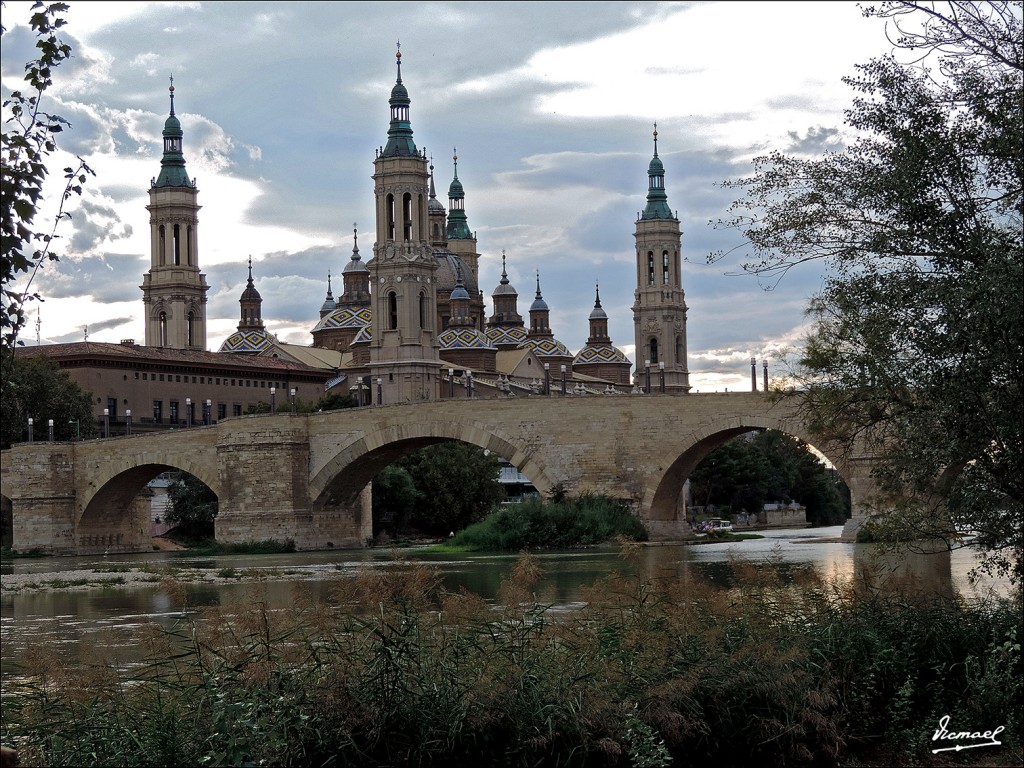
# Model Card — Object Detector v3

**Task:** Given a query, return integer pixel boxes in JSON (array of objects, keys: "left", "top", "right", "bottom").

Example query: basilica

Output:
[{"left": 24, "top": 49, "right": 693, "bottom": 428}]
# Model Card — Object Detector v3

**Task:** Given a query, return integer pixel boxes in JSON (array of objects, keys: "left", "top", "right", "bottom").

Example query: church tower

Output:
[
  {"left": 631, "top": 127, "right": 690, "bottom": 391},
  {"left": 141, "top": 79, "right": 208, "bottom": 349},
  {"left": 368, "top": 47, "right": 441, "bottom": 403},
  {"left": 445, "top": 150, "right": 480, "bottom": 284}
]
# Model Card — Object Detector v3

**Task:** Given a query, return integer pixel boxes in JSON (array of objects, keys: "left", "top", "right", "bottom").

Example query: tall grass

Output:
[
  {"left": 1, "top": 550, "right": 1020, "bottom": 767},
  {"left": 449, "top": 493, "right": 648, "bottom": 551}
]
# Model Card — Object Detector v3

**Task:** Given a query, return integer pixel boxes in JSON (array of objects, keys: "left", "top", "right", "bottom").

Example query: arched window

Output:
[
  {"left": 387, "top": 292, "right": 398, "bottom": 330},
  {"left": 419, "top": 291, "right": 427, "bottom": 330},
  {"left": 158, "top": 225, "right": 166, "bottom": 266},
  {"left": 403, "top": 193, "right": 413, "bottom": 241},
  {"left": 187, "top": 311, "right": 195, "bottom": 347},
  {"left": 186, "top": 225, "right": 193, "bottom": 266},
  {"left": 649, "top": 338, "right": 659, "bottom": 365},
  {"left": 647, "top": 252, "right": 655, "bottom": 286},
  {"left": 675, "top": 335, "right": 684, "bottom": 364},
  {"left": 433, "top": 223, "right": 440, "bottom": 240},
  {"left": 173, "top": 224, "right": 181, "bottom": 265},
  {"left": 386, "top": 194, "right": 396, "bottom": 240},
  {"left": 159, "top": 312, "right": 168, "bottom": 347},
  {"left": 662, "top": 250, "right": 670, "bottom": 284}
]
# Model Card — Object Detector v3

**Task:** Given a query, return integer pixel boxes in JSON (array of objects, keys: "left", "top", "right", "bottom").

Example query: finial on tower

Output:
[
  {"left": 352, "top": 223, "right": 359, "bottom": 255},
  {"left": 169, "top": 74, "right": 176, "bottom": 115},
  {"left": 653, "top": 122, "right": 658, "bottom": 157},
  {"left": 247, "top": 255, "right": 253, "bottom": 281},
  {"left": 396, "top": 40, "right": 402, "bottom": 82},
  {"left": 595, "top": 281, "right": 602, "bottom": 307},
  {"left": 452, "top": 147, "right": 459, "bottom": 178}
]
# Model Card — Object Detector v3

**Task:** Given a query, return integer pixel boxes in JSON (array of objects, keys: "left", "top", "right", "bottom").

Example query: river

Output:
[{"left": 0, "top": 526, "right": 1012, "bottom": 678}]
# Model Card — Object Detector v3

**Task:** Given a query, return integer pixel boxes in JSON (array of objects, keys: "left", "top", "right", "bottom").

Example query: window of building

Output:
[
  {"left": 169, "top": 400, "right": 179, "bottom": 423},
  {"left": 647, "top": 252, "right": 655, "bottom": 286},
  {"left": 663, "top": 250, "right": 670, "bottom": 284},
  {"left": 106, "top": 397, "right": 117, "bottom": 420},
  {"left": 143, "top": 373, "right": 148, "bottom": 381},
  {"left": 649, "top": 338, "right": 659, "bottom": 365},
  {"left": 176, "top": 375, "right": 181, "bottom": 383},
  {"left": 233, "top": 404, "right": 242, "bottom": 417},
  {"left": 216, "top": 378, "right": 221, "bottom": 385},
  {"left": 159, "top": 312, "right": 167, "bottom": 347},
  {"left": 159, "top": 374, "right": 165, "bottom": 382},
  {"left": 153, "top": 400, "right": 163, "bottom": 424},
  {"left": 217, "top": 403, "right": 226, "bottom": 420},
  {"left": 387, "top": 292, "right": 398, "bottom": 330},
  {"left": 134, "top": 372, "right": 139, "bottom": 380}
]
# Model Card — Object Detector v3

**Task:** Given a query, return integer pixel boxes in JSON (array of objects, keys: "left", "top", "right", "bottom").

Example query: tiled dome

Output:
[
  {"left": 574, "top": 345, "right": 630, "bottom": 365},
  {"left": 312, "top": 306, "right": 373, "bottom": 333},
  {"left": 439, "top": 327, "right": 496, "bottom": 351},
  {"left": 219, "top": 328, "right": 272, "bottom": 354},
  {"left": 519, "top": 336, "right": 571, "bottom": 359},
  {"left": 486, "top": 325, "right": 528, "bottom": 346}
]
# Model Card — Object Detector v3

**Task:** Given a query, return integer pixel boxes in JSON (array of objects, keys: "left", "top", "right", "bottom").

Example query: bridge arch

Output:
[
  {"left": 77, "top": 453, "right": 221, "bottom": 553},
  {"left": 309, "top": 419, "right": 557, "bottom": 513},
  {"left": 643, "top": 416, "right": 850, "bottom": 522}
]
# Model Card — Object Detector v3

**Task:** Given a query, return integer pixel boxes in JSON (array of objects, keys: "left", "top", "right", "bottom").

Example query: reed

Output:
[{"left": 1, "top": 548, "right": 1019, "bottom": 767}]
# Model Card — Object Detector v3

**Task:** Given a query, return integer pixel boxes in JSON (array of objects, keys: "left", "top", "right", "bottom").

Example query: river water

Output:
[{"left": 0, "top": 526, "right": 1012, "bottom": 678}]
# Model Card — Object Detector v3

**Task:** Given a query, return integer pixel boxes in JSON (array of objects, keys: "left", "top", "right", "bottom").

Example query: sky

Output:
[{"left": 0, "top": 1, "right": 900, "bottom": 391}]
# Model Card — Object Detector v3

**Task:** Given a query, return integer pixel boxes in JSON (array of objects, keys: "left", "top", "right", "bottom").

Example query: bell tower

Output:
[
  {"left": 632, "top": 126, "right": 690, "bottom": 391},
  {"left": 141, "top": 78, "right": 208, "bottom": 349},
  {"left": 368, "top": 46, "right": 441, "bottom": 403}
]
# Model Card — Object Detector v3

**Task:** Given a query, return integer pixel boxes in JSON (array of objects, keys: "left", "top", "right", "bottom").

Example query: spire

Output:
[
  {"left": 530, "top": 270, "right": 548, "bottom": 312},
  {"left": 238, "top": 256, "right": 264, "bottom": 331},
  {"left": 446, "top": 148, "right": 472, "bottom": 240},
  {"left": 381, "top": 42, "right": 418, "bottom": 158},
  {"left": 320, "top": 271, "right": 336, "bottom": 314},
  {"left": 154, "top": 76, "right": 192, "bottom": 188},
  {"left": 589, "top": 281, "right": 608, "bottom": 320},
  {"left": 641, "top": 122, "right": 672, "bottom": 220},
  {"left": 428, "top": 156, "right": 445, "bottom": 213}
]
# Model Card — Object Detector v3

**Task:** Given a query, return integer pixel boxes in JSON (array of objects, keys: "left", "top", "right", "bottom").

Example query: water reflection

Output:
[{"left": 1, "top": 526, "right": 1012, "bottom": 678}]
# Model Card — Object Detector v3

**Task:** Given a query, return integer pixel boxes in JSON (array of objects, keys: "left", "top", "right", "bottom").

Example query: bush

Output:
[{"left": 449, "top": 493, "right": 647, "bottom": 551}]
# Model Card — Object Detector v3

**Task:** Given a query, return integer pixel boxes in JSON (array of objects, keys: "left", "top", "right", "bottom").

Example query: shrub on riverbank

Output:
[
  {"left": 170, "top": 538, "right": 296, "bottom": 556},
  {"left": 1, "top": 550, "right": 1020, "bottom": 767},
  {"left": 446, "top": 493, "right": 647, "bottom": 551}
]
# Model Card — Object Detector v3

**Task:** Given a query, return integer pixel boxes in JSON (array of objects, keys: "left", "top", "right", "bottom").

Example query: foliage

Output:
[
  {"left": 1, "top": 1, "right": 94, "bottom": 362},
  {"left": 689, "top": 431, "right": 849, "bottom": 525},
  {"left": 712, "top": 2, "right": 1023, "bottom": 579},
  {"left": 0, "top": 350, "right": 95, "bottom": 448},
  {"left": 165, "top": 471, "right": 217, "bottom": 539},
  {"left": 173, "top": 538, "right": 296, "bottom": 556},
  {"left": 1, "top": 552, "right": 1020, "bottom": 767},
  {"left": 449, "top": 493, "right": 648, "bottom": 551},
  {"left": 376, "top": 442, "right": 506, "bottom": 537},
  {"left": 372, "top": 464, "right": 417, "bottom": 537}
]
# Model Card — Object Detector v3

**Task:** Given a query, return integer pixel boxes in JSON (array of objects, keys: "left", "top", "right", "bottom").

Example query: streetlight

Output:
[
  {"left": 750, "top": 357, "right": 757, "bottom": 392},
  {"left": 27, "top": 417, "right": 33, "bottom": 443},
  {"left": 467, "top": 371, "right": 474, "bottom": 399},
  {"left": 270, "top": 386, "right": 277, "bottom": 414},
  {"left": 205, "top": 399, "right": 211, "bottom": 425},
  {"left": 290, "top": 388, "right": 297, "bottom": 414},
  {"left": 763, "top": 359, "right": 769, "bottom": 392},
  {"left": 47, "top": 418, "right": 54, "bottom": 442},
  {"left": 186, "top": 397, "right": 192, "bottom": 428},
  {"left": 560, "top": 364, "right": 567, "bottom": 395},
  {"left": 659, "top": 361, "right": 665, "bottom": 393},
  {"left": 543, "top": 362, "right": 550, "bottom": 396},
  {"left": 644, "top": 360, "right": 651, "bottom": 394},
  {"left": 68, "top": 419, "right": 80, "bottom": 441},
  {"left": 103, "top": 408, "right": 110, "bottom": 438},
  {"left": 449, "top": 368, "right": 455, "bottom": 399},
  {"left": 376, "top": 377, "right": 382, "bottom": 406},
  {"left": 126, "top": 409, "right": 132, "bottom": 436}
]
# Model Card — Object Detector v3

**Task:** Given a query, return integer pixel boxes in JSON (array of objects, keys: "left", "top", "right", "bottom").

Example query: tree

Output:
[
  {"left": 689, "top": 431, "right": 849, "bottom": 525},
  {"left": 377, "top": 442, "right": 505, "bottom": 537},
  {"left": 712, "top": 2, "right": 1022, "bottom": 578},
  {"left": 0, "top": 350, "right": 95, "bottom": 448},
  {"left": 1, "top": 1, "right": 94, "bottom": 365},
  {"left": 165, "top": 471, "right": 218, "bottom": 539}
]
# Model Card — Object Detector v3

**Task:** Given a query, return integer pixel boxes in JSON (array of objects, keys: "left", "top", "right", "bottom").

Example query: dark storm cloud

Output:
[
  {"left": 68, "top": 199, "right": 132, "bottom": 254},
  {"left": 784, "top": 125, "right": 845, "bottom": 155}
]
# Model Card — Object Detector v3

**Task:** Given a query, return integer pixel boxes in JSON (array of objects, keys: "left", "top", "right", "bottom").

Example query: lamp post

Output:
[
  {"left": 290, "top": 388, "right": 297, "bottom": 414},
  {"left": 205, "top": 399, "right": 212, "bottom": 425},
  {"left": 763, "top": 359, "right": 769, "bottom": 392},
  {"left": 103, "top": 408, "right": 110, "bottom": 439},
  {"left": 376, "top": 377, "right": 382, "bottom": 406},
  {"left": 270, "top": 386, "right": 277, "bottom": 414},
  {"left": 48, "top": 418, "right": 54, "bottom": 442},
  {"left": 126, "top": 409, "right": 132, "bottom": 436},
  {"left": 750, "top": 357, "right": 757, "bottom": 392},
  {"left": 68, "top": 419, "right": 80, "bottom": 441},
  {"left": 467, "top": 371, "right": 474, "bottom": 399},
  {"left": 544, "top": 362, "right": 550, "bottom": 396},
  {"left": 560, "top": 364, "right": 567, "bottom": 395},
  {"left": 449, "top": 368, "right": 455, "bottom": 399},
  {"left": 659, "top": 361, "right": 665, "bottom": 393},
  {"left": 186, "top": 397, "right": 192, "bottom": 428},
  {"left": 27, "top": 417, "right": 33, "bottom": 443},
  {"left": 644, "top": 359, "right": 651, "bottom": 394}
]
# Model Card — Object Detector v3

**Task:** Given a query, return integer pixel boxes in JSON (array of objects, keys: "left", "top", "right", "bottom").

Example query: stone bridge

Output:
[{"left": 0, "top": 393, "right": 881, "bottom": 555}]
